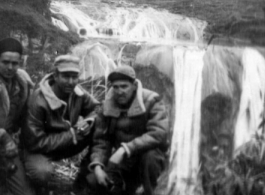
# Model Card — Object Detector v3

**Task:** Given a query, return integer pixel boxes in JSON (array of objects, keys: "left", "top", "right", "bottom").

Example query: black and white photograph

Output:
[{"left": 0, "top": 0, "right": 265, "bottom": 195}]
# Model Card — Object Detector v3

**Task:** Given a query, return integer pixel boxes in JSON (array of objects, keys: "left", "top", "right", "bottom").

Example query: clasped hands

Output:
[
  {"left": 94, "top": 147, "right": 127, "bottom": 187},
  {"left": 75, "top": 118, "right": 94, "bottom": 137},
  {"left": 70, "top": 118, "right": 94, "bottom": 144}
]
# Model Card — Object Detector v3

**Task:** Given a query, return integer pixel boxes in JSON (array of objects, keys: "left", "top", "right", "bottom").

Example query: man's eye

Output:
[{"left": 2, "top": 61, "right": 9, "bottom": 65}]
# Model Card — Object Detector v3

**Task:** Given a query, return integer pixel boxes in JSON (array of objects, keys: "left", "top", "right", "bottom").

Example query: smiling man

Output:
[
  {"left": 88, "top": 65, "right": 169, "bottom": 195},
  {"left": 0, "top": 38, "right": 35, "bottom": 195},
  {"left": 21, "top": 55, "right": 99, "bottom": 190}
]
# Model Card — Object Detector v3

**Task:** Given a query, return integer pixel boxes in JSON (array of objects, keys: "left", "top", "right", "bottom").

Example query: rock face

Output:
[{"left": 72, "top": 42, "right": 117, "bottom": 81}]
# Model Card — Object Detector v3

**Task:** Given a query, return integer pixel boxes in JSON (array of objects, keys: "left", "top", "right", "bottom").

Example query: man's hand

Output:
[
  {"left": 75, "top": 118, "right": 94, "bottom": 137},
  {"left": 109, "top": 147, "right": 126, "bottom": 165},
  {"left": 94, "top": 165, "right": 113, "bottom": 187}
]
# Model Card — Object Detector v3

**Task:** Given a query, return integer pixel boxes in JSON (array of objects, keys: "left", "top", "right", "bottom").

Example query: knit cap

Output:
[
  {"left": 0, "top": 38, "right": 23, "bottom": 55},
  {"left": 108, "top": 65, "right": 136, "bottom": 82}
]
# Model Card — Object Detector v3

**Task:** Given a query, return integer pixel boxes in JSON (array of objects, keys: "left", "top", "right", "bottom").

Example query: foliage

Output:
[
  {"left": 80, "top": 76, "right": 107, "bottom": 102},
  {"left": 0, "top": 1, "right": 82, "bottom": 84},
  {"left": 203, "top": 136, "right": 265, "bottom": 195},
  {"left": 26, "top": 0, "right": 51, "bottom": 18}
]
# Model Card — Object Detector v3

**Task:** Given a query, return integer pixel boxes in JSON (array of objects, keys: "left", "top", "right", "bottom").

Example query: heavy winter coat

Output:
[
  {"left": 90, "top": 80, "right": 169, "bottom": 168},
  {"left": 21, "top": 74, "right": 99, "bottom": 159},
  {"left": 0, "top": 69, "right": 34, "bottom": 134}
]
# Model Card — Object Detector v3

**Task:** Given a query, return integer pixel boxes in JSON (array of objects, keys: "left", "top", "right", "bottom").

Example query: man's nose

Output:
[
  {"left": 68, "top": 77, "right": 74, "bottom": 84},
  {"left": 117, "top": 88, "right": 123, "bottom": 95},
  {"left": 7, "top": 63, "right": 13, "bottom": 70}
]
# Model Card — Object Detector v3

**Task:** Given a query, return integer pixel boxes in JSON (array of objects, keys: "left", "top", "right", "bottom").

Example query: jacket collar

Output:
[
  {"left": 40, "top": 73, "right": 85, "bottom": 110},
  {"left": 103, "top": 79, "right": 146, "bottom": 117},
  {"left": 0, "top": 69, "right": 30, "bottom": 98}
]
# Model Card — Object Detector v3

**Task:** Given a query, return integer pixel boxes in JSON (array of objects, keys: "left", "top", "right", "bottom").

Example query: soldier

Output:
[
  {"left": 21, "top": 55, "right": 99, "bottom": 191},
  {"left": 88, "top": 65, "right": 169, "bottom": 195},
  {"left": 0, "top": 38, "right": 35, "bottom": 195}
]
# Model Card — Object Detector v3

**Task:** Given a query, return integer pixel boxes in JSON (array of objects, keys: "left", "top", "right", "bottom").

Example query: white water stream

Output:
[
  {"left": 168, "top": 47, "right": 205, "bottom": 195},
  {"left": 51, "top": 1, "right": 265, "bottom": 194}
]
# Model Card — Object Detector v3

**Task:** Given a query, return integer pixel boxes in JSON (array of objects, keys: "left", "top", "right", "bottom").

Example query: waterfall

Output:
[
  {"left": 50, "top": 1, "right": 206, "bottom": 44},
  {"left": 168, "top": 46, "right": 205, "bottom": 195},
  {"left": 234, "top": 48, "right": 265, "bottom": 149}
]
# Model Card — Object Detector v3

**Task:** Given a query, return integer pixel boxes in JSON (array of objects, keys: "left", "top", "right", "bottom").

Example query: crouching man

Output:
[
  {"left": 88, "top": 65, "right": 169, "bottom": 195},
  {"left": 21, "top": 55, "right": 99, "bottom": 189}
]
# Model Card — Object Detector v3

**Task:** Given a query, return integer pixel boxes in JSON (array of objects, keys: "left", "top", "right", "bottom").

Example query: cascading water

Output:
[
  {"left": 50, "top": 0, "right": 206, "bottom": 44},
  {"left": 50, "top": 1, "right": 265, "bottom": 195},
  {"left": 234, "top": 48, "right": 265, "bottom": 149}
]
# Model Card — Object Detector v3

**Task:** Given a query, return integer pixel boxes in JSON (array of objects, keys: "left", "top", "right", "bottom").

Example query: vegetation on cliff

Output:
[{"left": 0, "top": 0, "right": 81, "bottom": 82}]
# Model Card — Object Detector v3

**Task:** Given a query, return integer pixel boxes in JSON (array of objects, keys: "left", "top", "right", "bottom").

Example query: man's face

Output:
[
  {"left": 54, "top": 71, "right": 79, "bottom": 94},
  {"left": 0, "top": 52, "right": 20, "bottom": 79},
  {"left": 112, "top": 80, "right": 136, "bottom": 106}
]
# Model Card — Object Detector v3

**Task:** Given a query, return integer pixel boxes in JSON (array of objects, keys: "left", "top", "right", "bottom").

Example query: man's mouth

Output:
[
  {"left": 118, "top": 96, "right": 125, "bottom": 100},
  {"left": 6, "top": 72, "right": 15, "bottom": 77},
  {"left": 64, "top": 86, "right": 74, "bottom": 92}
]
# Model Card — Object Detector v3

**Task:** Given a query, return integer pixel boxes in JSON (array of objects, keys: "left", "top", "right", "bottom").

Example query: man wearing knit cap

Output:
[
  {"left": 87, "top": 65, "right": 169, "bottom": 195},
  {"left": 21, "top": 54, "right": 99, "bottom": 192},
  {"left": 0, "top": 37, "right": 35, "bottom": 195}
]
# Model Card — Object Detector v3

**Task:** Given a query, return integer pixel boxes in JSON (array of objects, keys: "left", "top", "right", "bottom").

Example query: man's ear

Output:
[
  {"left": 133, "top": 80, "right": 137, "bottom": 86},
  {"left": 133, "top": 80, "right": 137, "bottom": 89},
  {"left": 53, "top": 70, "right": 59, "bottom": 81}
]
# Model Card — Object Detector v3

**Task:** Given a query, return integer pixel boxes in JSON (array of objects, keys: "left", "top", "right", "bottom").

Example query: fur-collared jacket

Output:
[
  {"left": 0, "top": 69, "right": 34, "bottom": 134},
  {"left": 21, "top": 74, "right": 99, "bottom": 159},
  {"left": 90, "top": 80, "right": 169, "bottom": 168}
]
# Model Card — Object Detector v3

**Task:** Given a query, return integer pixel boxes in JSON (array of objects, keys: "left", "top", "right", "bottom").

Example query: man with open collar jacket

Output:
[
  {"left": 88, "top": 65, "right": 169, "bottom": 195},
  {"left": 21, "top": 55, "right": 99, "bottom": 189}
]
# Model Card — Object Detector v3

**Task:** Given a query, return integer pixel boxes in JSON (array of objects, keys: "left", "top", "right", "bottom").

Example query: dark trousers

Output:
[
  {"left": 1, "top": 156, "right": 35, "bottom": 195},
  {"left": 24, "top": 152, "right": 55, "bottom": 187},
  {"left": 87, "top": 149, "right": 166, "bottom": 195}
]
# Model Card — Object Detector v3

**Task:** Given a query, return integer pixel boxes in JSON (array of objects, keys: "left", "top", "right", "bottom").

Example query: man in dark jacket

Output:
[
  {"left": 88, "top": 65, "right": 168, "bottom": 195},
  {"left": 0, "top": 38, "right": 35, "bottom": 195},
  {"left": 21, "top": 55, "right": 99, "bottom": 189}
]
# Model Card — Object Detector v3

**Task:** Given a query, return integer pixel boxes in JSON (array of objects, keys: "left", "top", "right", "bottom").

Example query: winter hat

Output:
[
  {"left": 54, "top": 55, "right": 80, "bottom": 73},
  {"left": 108, "top": 66, "right": 136, "bottom": 83},
  {"left": 0, "top": 38, "right": 23, "bottom": 55}
]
